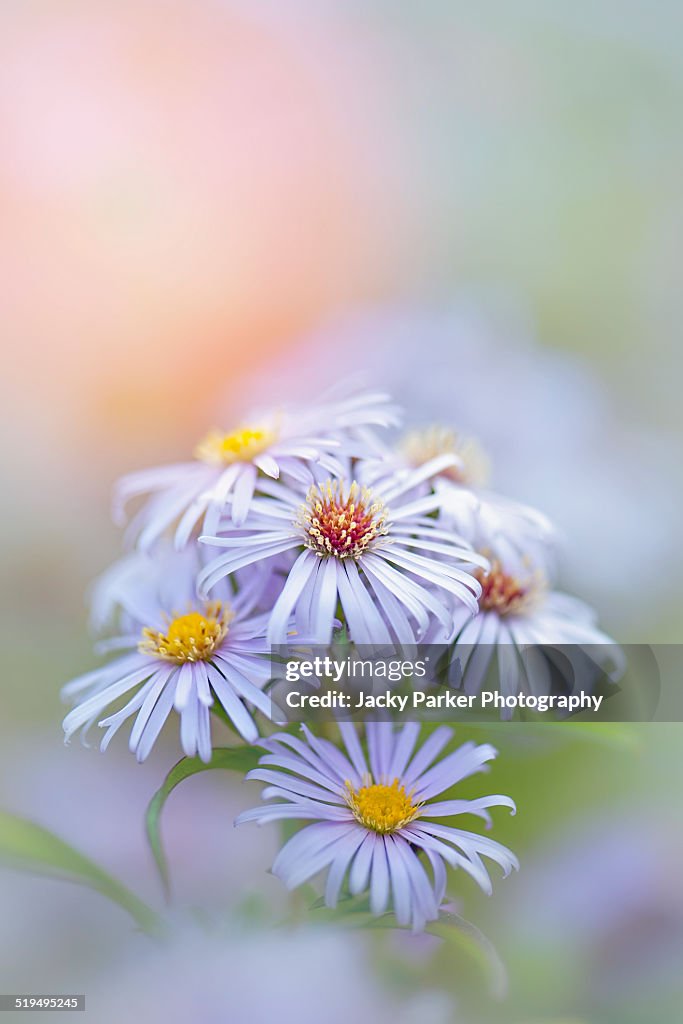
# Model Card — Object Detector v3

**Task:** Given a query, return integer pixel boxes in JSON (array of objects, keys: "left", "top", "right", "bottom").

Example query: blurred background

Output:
[{"left": 1, "top": 2, "right": 682, "bottom": 1022}]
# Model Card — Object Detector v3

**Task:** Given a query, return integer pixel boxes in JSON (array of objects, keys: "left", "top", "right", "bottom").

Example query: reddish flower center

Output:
[
  {"left": 474, "top": 560, "right": 537, "bottom": 616},
  {"left": 297, "top": 480, "right": 389, "bottom": 560}
]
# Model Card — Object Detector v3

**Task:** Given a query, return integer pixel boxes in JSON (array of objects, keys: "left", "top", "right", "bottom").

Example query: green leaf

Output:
[
  {"left": 146, "top": 745, "right": 262, "bottom": 899},
  {"left": 307, "top": 898, "right": 407, "bottom": 930},
  {"left": 308, "top": 892, "right": 375, "bottom": 917},
  {"left": 0, "top": 810, "right": 161, "bottom": 937}
]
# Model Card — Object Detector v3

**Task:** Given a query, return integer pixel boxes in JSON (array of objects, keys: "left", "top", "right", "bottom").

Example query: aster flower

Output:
[
  {"left": 357, "top": 424, "right": 484, "bottom": 491},
  {"left": 198, "top": 457, "right": 488, "bottom": 646},
  {"left": 62, "top": 545, "right": 277, "bottom": 762},
  {"left": 87, "top": 549, "right": 148, "bottom": 634},
  {"left": 361, "top": 424, "right": 556, "bottom": 574},
  {"left": 446, "top": 520, "right": 625, "bottom": 708},
  {"left": 398, "top": 425, "right": 491, "bottom": 489},
  {"left": 236, "top": 722, "right": 517, "bottom": 931},
  {"left": 114, "top": 389, "right": 400, "bottom": 549},
  {"left": 438, "top": 485, "right": 557, "bottom": 580}
]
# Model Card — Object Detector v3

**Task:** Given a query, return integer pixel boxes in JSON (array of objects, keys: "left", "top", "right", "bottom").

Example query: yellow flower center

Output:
[
  {"left": 345, "top": 779, "right": 421, "bottom": 834},
  {"left": 139, "top": 601, "right": 233, "bottom": 663},
  {"left": 473, "top": 559, "right": 540, "bottom": 616},
  {"left": 297, "top": 480, "right": 389, "bottom": 560},
  {"left": 400, "top": 425, "right": 490, "bottom": 486},
  {"left": 194, "top": 426, "right": 276, "bottom": 466}
]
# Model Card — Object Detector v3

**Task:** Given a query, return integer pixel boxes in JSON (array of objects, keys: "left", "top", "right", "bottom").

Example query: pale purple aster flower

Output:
[
  {"left": 436, "top": 482, "right": 558, "bottom": 583},
  {"left": 362, "top": 424, "right": 491, "bottom": 491},
  {"left": 360, "top": 423, "right": 557, "bottom": 576},
  {"left": 198, "top": 458, "right": 488, "bottom": 646},
  {"left": 237, "top": 722, "right": 517, "bottom": 931},
  {"left": 113, "top": 388, "right": 400, "bottom": 549},
  {"left": 62, "top": 545, "right": 277, "bottom": 761},
  {"left": 445, "top": 516, "right": 625, "bottom": 705},
  {"left": 87, "top": 549, "right": 147, "bottom": 634}
]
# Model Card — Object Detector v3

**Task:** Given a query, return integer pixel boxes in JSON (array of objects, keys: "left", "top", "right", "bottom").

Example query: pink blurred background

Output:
[{"left": 4, "top": 1, "right": 683, "bottom": 639}]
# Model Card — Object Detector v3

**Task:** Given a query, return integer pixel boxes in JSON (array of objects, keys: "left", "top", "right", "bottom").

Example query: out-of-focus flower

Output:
[
  {"left": 87, "top": 550, "right": 150, "bottom": 634},
  {"left": 363, "top": 424, "right": 490, "bottom": 492},
  {"left": 88, "top": 923, "right": 455, "bottom": 1024},
  {"left": 360, "top": 423, "right": 557, "bottom": 577},
  {"left": 62, "top": 545, "right": 275, "bottom": 760},
  {"left": 437, "top": 484, "right": 556, "bottom": 580},
  {"left": 198, "top": 458, "right": 487, "bottom": 645},
  {"left": 114, "top": 389, "right": 400, "bottom": 546},
  {"left": 503, "top": 811, "right": 683, "bottom": 1011},
  {"left": 237, "top": 722, "right": 517, "bottom": 931}
]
